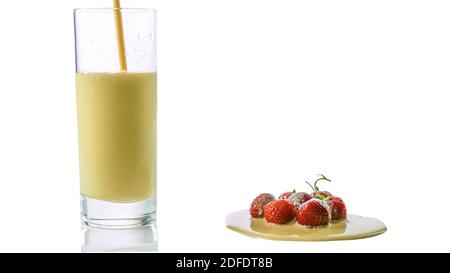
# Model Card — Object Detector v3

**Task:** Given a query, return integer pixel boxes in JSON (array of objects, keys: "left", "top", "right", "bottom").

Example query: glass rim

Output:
[{"left": 74, "top": 8, "right": 156, "bottom": 13}]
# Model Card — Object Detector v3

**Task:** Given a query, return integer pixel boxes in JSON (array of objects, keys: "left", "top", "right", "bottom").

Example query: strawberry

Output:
[
  {"left": 288, "top": 192, "right": 312, "bottom": 208},
  {"left": 327, "top": 196, "right": 347, "bottom": 220},
  {"left": 263, "top": 199, "right": 296, "bottom": 224},
  {"left": 249, "top": 193, "right": 275, "bottom": 218},
  {"left": 278, "top": 189, "right": 296, "bottom": 199},
  {"left": 296, "top": 199, "right": 331, "bottom": 227}
]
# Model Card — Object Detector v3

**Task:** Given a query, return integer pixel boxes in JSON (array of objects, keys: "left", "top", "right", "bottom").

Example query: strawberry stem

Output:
[
  {"left": 305, "top": 181, "right": 315, "bottom": 192},
  {"left": 313, "top": 174, "right": 331, "bottom": 191}
]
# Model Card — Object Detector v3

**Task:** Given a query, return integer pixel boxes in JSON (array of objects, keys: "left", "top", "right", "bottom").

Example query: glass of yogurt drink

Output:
[{"left": 74, "top": 8, "right": 157, "bottom": 228}]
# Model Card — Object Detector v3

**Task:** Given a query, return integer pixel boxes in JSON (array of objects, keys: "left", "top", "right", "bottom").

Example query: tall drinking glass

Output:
[{"left": 74, "top": 8, "right": 157, "bottom": 228}]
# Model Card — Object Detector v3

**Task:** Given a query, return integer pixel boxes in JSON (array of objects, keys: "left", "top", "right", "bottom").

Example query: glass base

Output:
[{"left": 81, "top": 195, "right": 156, "bottom": 229}]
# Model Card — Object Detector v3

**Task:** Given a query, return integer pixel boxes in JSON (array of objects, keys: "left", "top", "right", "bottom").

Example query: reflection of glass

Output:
[
  {"left": 81, "top": 225, "right": 158, "bottom": 252},
  {"left": 74, "top": 9, "right": 157, "bottom": 228}
]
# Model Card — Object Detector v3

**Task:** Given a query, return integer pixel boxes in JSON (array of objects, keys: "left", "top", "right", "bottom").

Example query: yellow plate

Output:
[{"left": 226, "top": 210, "right": 387, "bottom": 241}]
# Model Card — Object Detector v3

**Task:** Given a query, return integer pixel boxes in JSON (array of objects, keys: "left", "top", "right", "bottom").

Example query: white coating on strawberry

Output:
[{"left": 288, "top": 192, "right": 312, "bottom": 208}]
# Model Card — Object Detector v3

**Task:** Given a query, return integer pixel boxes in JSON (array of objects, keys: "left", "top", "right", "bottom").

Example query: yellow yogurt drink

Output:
[{"left": 76, "top": 72, "right": 156, "bottom": 202}]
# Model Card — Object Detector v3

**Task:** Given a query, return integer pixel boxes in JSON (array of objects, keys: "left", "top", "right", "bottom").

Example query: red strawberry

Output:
[
  {"left": 278, "top": 189, "right": 296, "bottom": 199},
  {"left": 327, "top": 196, "right": 347, "bottom": 220},
  {"left": 249, "top": 193, "right": 275, "bottom": 218},
  {"left": 296, "top": 199, "right": 331, "bottom": 227},
  {"left": 288, "top": 192, "right": 312, "bottom": 208},
  {"left": 311, "top": 191, "right": 332, "bottom": 199},
  {"left": 264, "top": 199, "right": 296, "bottom": 224}
]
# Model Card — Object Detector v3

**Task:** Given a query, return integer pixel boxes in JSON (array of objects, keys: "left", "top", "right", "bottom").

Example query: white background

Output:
[{"left": 0, "top": 0, "right": 449, "bottom": 252}]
